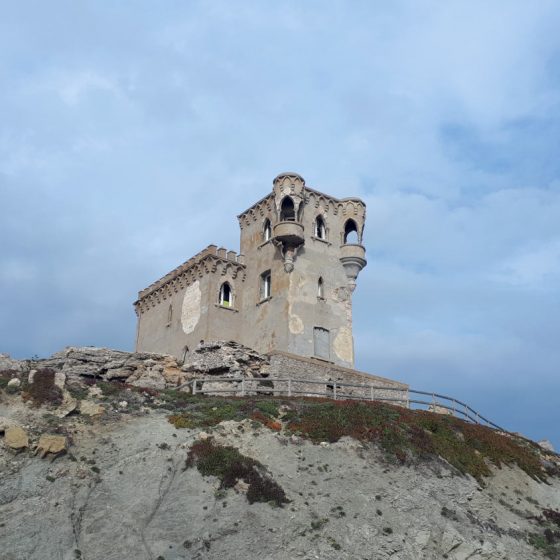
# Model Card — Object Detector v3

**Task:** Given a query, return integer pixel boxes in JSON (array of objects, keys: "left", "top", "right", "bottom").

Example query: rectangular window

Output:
[
  {"left": 261, "top": 270, "right": 271, "bottom": 300},
  {"left": 313, "top": 327, "right": 330, "bottom": 360}
]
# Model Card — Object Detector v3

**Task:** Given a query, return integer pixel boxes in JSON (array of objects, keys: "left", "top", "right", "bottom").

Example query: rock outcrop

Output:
[{"left": 0, "top": 345, "right": 559, "bottom": 559}]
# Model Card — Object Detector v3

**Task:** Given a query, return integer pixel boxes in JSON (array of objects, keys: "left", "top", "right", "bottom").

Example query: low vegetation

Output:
[
  {"left": 24, "top": 369, "right": 63, "bottom": 407},
  {"left": 168, "top": 396, "right": 549, "bottom": 483},
  {"left": 529, "top": 508, "right": 560, "bottom": 558},
  {"left": 185, "top": 438, "right": 288, "bottom": 506}
]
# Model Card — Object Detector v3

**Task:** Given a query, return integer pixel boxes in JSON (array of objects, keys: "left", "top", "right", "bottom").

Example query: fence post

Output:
[
  {"left": 241, "top": 378, "right": 245, "bottom": 397},
  {"left": 333, "top": 383, "right": 337, "bottom": 400},
  {"left": 192, "top": 381, "right": 197, "bottom": 395},
  {"left": 452, "top": 399, "right": 456, "bottom": 417},
  {"left": 370, "top": 385, "right": 374, "bottom": 401},
  {"left": 288, "top": 378, "right": 292, "bottom": 398}
]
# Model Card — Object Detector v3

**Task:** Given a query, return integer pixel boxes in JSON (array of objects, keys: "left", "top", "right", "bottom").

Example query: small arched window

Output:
[
  {"left": 343, "top": 219, "right": 359, "bottom": 244},
  {"left": 280, "top": 197, "right": 295, "bottom": 221},
  {"left": 315, "top": 216, "right": 326, "bottom": 239},
  {"left": 317, "top": 277, "right": 325, "bottom": 299},
  {"left": 219, "top": 282, "right": 233, "bottom": 307},
  {"left": 263, "top": 219, "right": 272, "bottom": 241}
]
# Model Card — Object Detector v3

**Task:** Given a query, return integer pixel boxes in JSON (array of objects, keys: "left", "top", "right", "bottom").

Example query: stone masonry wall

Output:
[{"left": 267, "top": 351, "right": 408, "bottom": 405}]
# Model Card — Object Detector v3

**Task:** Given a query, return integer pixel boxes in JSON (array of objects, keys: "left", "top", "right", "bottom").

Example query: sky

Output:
[{"left": 1, "top": 1, "right": 559, "bottom": 448}]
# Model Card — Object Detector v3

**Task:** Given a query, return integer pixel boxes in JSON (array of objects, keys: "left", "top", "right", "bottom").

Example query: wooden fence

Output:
[{"left": 181, "top": 376, "right": 504, "bottom": 431}]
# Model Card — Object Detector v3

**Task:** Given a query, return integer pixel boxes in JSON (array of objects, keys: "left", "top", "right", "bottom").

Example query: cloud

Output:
[{"left": 1, "top": 1, "right": 559, "bottom": 447}]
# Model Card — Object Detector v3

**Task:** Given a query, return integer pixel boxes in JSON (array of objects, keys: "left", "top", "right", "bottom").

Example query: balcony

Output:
[
  {"left": 273, "top": 221, "right": 305, "bottom": 246},
  {"left": 339, "top": 243, "right": 367, "bottom": 290}
]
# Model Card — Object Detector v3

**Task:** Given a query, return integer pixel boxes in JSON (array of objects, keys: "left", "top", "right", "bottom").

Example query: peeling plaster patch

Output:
[
  {"left": 287, "top": 272, "right": 306, "bottom": 334},
  {"left": 289, "top": 315, "right": 304, "bottom": 334},
  {"left": 334, "top": 327, "right": 353, "bottom": 364},
  {"left": 181, "top": 281, "right": 201, "bottom": 334}
]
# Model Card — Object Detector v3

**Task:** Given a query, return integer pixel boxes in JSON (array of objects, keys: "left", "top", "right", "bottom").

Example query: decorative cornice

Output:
[{"left": 237, "top": 186, "right": 366, "bottom": 225}]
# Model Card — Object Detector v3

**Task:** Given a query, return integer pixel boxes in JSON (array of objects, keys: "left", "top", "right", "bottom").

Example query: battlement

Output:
[
  {"left": 237, "top": 185, "right": 366, "bottom": 227},
  {"left": 134, "top": 244, "right": 246, "bottom": 315}
]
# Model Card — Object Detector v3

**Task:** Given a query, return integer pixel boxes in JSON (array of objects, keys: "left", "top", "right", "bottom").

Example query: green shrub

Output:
[
  {"left": 185, "top": 438, "right": 288, "bottom": 506},
  {"left": 254, "top": 400, "right": 279, "bottom": 418},
  {"left": 97, "top": 381, "right": 122, "bottom": 397}
]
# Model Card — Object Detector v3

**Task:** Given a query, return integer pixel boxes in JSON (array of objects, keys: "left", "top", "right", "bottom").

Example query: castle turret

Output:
[{"left": 135, "top": 173, "right": 367, "bottom": 369}]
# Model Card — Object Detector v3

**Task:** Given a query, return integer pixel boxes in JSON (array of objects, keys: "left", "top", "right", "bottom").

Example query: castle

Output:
[{"left": 134, "top": 172, "right": 368, "bottom": 369}]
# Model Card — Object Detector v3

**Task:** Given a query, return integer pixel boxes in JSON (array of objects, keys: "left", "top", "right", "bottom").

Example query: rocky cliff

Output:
[{"left": 0, "top": 346, "right": 559, "bottom": 560}]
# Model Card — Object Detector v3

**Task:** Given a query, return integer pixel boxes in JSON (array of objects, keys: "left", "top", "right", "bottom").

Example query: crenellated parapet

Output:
[{"left": 134, "top": 244, "right": 246, "bottom": 316}]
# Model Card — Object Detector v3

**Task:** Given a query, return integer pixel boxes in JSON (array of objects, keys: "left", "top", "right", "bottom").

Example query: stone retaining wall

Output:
[{"left": 267, "top": 351, "right": 408, "bottom": 405}]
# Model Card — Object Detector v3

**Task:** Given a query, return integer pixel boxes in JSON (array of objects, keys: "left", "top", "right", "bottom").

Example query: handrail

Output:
[{"left": 177, "top": 376, "right": 505, "bottom": 432}]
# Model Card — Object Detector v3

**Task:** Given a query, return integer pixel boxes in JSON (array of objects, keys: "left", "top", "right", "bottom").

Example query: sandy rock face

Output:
[
  {"left": 182, "top": 341, "right": 270, "bottom": 377},
  {"left": 4, "top": 426, "right": 28, "bottom": 450},
  {"left": 1, "top": 346, "right": 188, "bottom": 392},
  {"left": 0, "top": 411, "right": 558, "bottom": 560},
  {"left": 35, "top": 434, "right": 67, "bottom": 458},
  {"left": 79, "top": 400, "right": 105, "bottom": 417}
]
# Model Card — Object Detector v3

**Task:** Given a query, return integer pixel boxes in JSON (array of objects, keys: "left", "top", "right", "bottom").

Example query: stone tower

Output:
[{"left": 134, "top": 172, "right": 367, "bottom": 368}]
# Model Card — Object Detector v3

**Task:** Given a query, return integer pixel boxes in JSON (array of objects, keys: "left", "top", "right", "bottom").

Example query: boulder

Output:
[
  {"left": 182, "top": 341, "right": 269, "bottom": 377},
  {"left": 127, "top": 364, "right": 167, "bottom": 390},
  {"left": 105, "top": 368, "right": 134, "bottom": 380},
  {"left": 0, "top": 353, "right": 26, "bottom": 373},
  {"left": 4, "top": 426, "right": 29, "bottom": 450},
  {"left": 35, "top": 435, "right": 67, "bottom": 458},
  {"left": 538, "top": 439, "right": 555, "bottom": 452},
  {"left": 55, "top": 391, "right": 78, "bottom": 418},
  {"left": 54, "top": 371, "right": 66, "bottom": 389},
  {"left": 79, "top": 400, "right": 105, "bottom": 417},
  {"left": 7, "top": 378, "right": 21, "bottom": 388}
]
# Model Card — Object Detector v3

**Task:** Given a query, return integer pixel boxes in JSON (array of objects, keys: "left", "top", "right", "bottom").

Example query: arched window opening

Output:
[
  {"left": 344, "top": 219, "right": 359, "bottom": 244},
  {"left": 263, "top": 219, "right": 272, "bottom": 241},
  {"left": 219, "top": 282, "right": 233, "bottom": 307},
  {"left": 317, "top": 277, "right": 325, "bottom": 299},
  {"left": 167, "top": 304, "right": 173, "bottom": 326},
  {"left": 280, "top": 197, "right": 295, "bottom": 221},
  {"left": 315, "top": 216, "right": 326, "bottom": 239}
]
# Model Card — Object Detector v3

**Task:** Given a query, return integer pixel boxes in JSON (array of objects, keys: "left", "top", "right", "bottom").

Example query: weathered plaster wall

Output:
[
  {"left": 135, "top": 247, "right": 246, "bottom": 359},
  {"left": 135, "top": 175, "right": 367, "bottom": 372}
]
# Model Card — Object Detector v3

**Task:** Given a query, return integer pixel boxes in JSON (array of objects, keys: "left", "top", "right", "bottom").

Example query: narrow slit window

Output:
[
  {"left": 261, "top": 271, "right": 271, "bottom": 300},
  {"left": 263, "top": 219, "right": 272, "bottom": 241},
  {"left": 315, "top": 216, "right": 326, "bottom": 239},
  {"left": 219, "top": 282, "right": 233, "bottom": 307},
  {"left": 317, "top": 277, "right": 324, "bottom": 299},
  {"left": 167, "top": 304, "right": 173, "bottom": 326}
]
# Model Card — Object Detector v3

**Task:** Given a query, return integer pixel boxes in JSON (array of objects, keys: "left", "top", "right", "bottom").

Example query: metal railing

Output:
[{"left": 179, "top": 376, "right": 504, "bottom": 431}]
